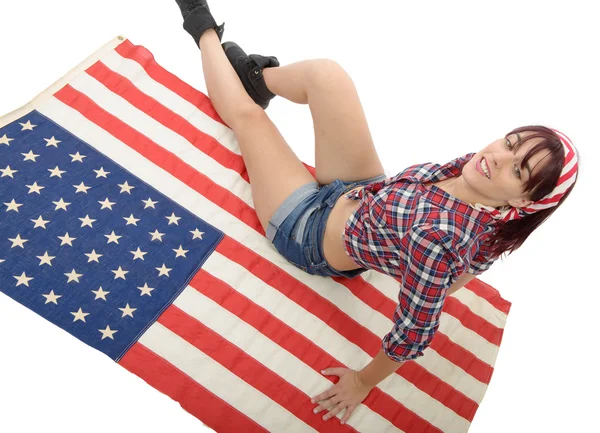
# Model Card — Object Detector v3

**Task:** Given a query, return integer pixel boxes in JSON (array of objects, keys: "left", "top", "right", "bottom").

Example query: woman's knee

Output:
[
  {"left": 228, "top": 103, "right": 267, "bottom": 130},
  {"left": 309, "top": 59, "right": 350, "bottom": 88}
]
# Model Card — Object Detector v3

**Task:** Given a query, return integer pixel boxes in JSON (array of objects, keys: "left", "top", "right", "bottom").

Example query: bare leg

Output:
[
  {"left": 198, "top": 30, "right": 316, "bottom": 232},
  {"left": 263, "top": 60, "right": 385, "bottom": 185}
]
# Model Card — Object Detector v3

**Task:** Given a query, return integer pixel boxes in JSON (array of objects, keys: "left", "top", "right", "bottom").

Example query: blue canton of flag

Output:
[{"left": 0, "top": 111, "right": 223, "bottom": 360}]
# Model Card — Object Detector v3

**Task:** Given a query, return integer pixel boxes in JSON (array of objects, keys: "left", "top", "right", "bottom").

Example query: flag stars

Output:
[
  {"left": 130, "top": 247, "right": 148, "bottom": 261},
  {"left": 52, "top": 198, "right": 71, "bottom": 211},
  {"left": 9, "top": 234, "right": 28, "bottom": 249},
  {"left": 22, "top": 150, "right": 40, "bottom": 162},
  {"left": 137, "top": 283, "right": 154, "bottom": 296},
  {"left": 156, "top": 263, "right": 172, "bottom": 278},
  {"left": 111, "top": 266, "right": 128, "bottom": 280},
  {"left": 94, "top": 167, "right": 110, "bottom": 178},
  {"left": 173, "top": 245, "right": 189, "bottom": 258},
  {"left": 85, "top": 249, "right": 103, "bottom": 263},
  {"left": 26, "top": 182, "right": 45, "bottom": 194},
  {"left": 79, "top": 215, "right": 97, "bottom": 228},
  {"left": 190, "top": 228, "right": 204, "bottom": 240},
  {"left": 118, "top": 181, "right": 135, "bottom": 194},
  {"left": 42, "top": 290, "right": 62, "bottom": 305},
  {"left": 1, "top": 165, "right": 18, "bottom": 178},
  {"left": 166, "top": 212, "right": 181, "bottom": 226},
  {"left": 98, "top": 198, "right": 116, "bottom": 210},
  {"left": 142, "top": 198, "right": 158, "bottom": 209},
  {"left": 48, "top": 166, "right": 66, "bottom": 178},
  {"left": 4, "top": 199, "right": 23, "bottom": 212},
  {"left": 99, "top": 325, "right": 117, "bottom": 340},
  {"left": 58, "top": 232, "right": 77, "bottom": 247},
  {"left": 65, "top": 269, "right": 83, "bottom": 283},
  {"left": 105, "top": 231, "right": 122, "bottom": 245},
  {"left": 19, "top": 120, "right": 37, "bottom": 131},
  {"left": 123, "top": 214, "right": 140, "bottom": 226},
  {"left": 92, "top": 287, "right": 110, "bottom": 301},
  {"left": 31, "top": 215, "right": 50, "bottom": 229},
  {"left": 44, "top": 136, "right": 61, "bottom": 147},
  {"left": 14, "top": 272, "right": 33, "bottom": 287},
  {"left": 0, "top": 134, "right": 14, "bottom": 146},
  {"left": 119, "top": 303, "right": 137, "bottom": 318},
  {"left": 149, "top": 229, "right": 165, "bottom": 242},
  {"left": 37, "top": 251, "right": 56, "bottom": 266},
  {"left": 71, "top": 308, "right": 90, "bottom": 323},
  {"left": 69, "top": 152, "right": 86, "bottom": 163},
  {"left": 73, "top": 182, "right": 92, "bottom": 193}
]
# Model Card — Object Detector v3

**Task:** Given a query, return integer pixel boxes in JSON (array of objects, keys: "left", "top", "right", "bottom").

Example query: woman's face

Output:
[{"left": 463, "top": 132, "right": 552, "bottom": 208}]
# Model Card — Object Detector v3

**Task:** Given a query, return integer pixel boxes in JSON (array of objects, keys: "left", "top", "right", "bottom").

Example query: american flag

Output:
[{"left": 0, "top": 36, "right": 511, "bottom": 432}]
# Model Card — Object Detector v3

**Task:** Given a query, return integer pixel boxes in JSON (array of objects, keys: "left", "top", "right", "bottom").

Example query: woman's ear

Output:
[{"left": 507, "top": 197, "right": 533, "bottom": 208}]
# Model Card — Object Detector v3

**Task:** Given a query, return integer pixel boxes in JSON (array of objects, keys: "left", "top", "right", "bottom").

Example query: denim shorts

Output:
[{"left": 265, "top": 174, "right": 387, "bottom": 277}]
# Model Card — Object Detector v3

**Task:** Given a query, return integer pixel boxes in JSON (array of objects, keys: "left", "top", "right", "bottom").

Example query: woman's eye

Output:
[
  {"left": 514, "top": 165, "right": 522, "bottom": 179},
  {"left": 505, "top": 138, "right": 513, "bottom": 149}
]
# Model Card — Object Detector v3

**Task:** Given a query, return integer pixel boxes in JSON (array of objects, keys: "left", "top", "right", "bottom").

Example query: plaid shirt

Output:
[{"left": 343, "top": 153, "right": 499, "bottom": 362}]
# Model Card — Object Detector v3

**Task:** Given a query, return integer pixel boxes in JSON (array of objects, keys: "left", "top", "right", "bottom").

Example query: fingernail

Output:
[
  {"left": 313, "top": 409, "right": 318, "bottom": 414},
  {"left": 311, "top": 399, "right": 315, "bottom": 403},
  {"left": 321, "top": 370, "right": 325, "bottom": 374},
  {"left": 341, "top": 421, "right": 345, "bottom": 425}
]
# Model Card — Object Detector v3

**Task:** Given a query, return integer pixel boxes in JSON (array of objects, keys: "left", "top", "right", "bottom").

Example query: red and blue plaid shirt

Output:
[{"left": 343, "top": 153, "right": 499, "bottom": 362}]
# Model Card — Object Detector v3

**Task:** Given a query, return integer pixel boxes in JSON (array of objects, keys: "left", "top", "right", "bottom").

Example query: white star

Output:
[
  {"left": 149, "top": 229, "right": 165, "bottom": 242},
  {"left": 99, "top": 325, "right": 117, "bottom": 340},
  {"left": 0, "top": 259, "right": 4, "bottom": 264},
  {"left": 71, "top": 308, "right": 90, "bottom": 323},
  {"left": 137, "top": 282, "right": 154, "bottom": 296},
  {"left": 105, "top": 231, "right": 122, "bottom": 244},
  {"left": 8, "top": 234, "right": 28, "bottom": 249},
  {"left": 142, "top": 198, "right": 158, "bottom": 209},
  {"left": 52, "top": 198, "right": 71, "bottom": 211},
  {"left": 0, "top": 165, "right": 18, "bottom": 178},
  {"left": 58, "top": 232, "right": 77, "bottom": 246},
  {"left": 31, "top": 215, "right": 50, "bottom": 229},
  {"left": 42, "top": 290, "right": 62, "bottom": 305},
  {"left": 79, "top": 215, "right": 97, "bottom": 228},
  {"left": 130, "top": 247, "right": 147, "bottom": 261},
  {"left": 37, "top": 251, "right": 56, "bottom": 266},
  {"left": 4, "top": 199, "right": 23, "bottom": 212},
  {"left": 85, "top": 249, "right": 103, "bottom": 263},
  {"left": 14, "top": 272, "right": 33, "bottom": 287},
  {"left": 118, "top": 181, "right": 135, "bottom": 194},
  {"left": 19, "top": 120, "right": 37, "bottom": 131},
  {"left": 94, "top": 167, "right": 110, "bottom": 178},
  {"left": 166, "top": 212, "right": 181, "bottom": 226},
  {"left": 73, "top": 182, "right": 92, "bottom": 193},
  {"left": 0, "top": 134, "right": 14, "bottom": 146},
  {"left": 119, "top": 303, "right": 137, "bottom": 318},
  {"left": 44, "top": 136, "right": 61, "bottom": 147},
  {"left": 26, "top": 182, "right": 45, "bottom": 194},
  {"left": 69, "top": 152, "right": 86, "bottom": 162},
  {"left": 48, "top": 166, "right": 66, "bottom": 178},
  {"left": 22, "top": 150, "right": 40, "bottom": 162},
  {"left": 190, "top": 228, "right": 205, "bottom": 240},
  {"left": 173, "top": 245, "right": 189, "bottom": 258},
  {"left": 111, "top": 266, "right": 128, "bottom": 280},
  {"left": 92, "top": 286, "right": 110, "bottom": 301},
  {"left": 65, "top": 269, "right": 83, "bottom": 283},
  {"left": 98, "top": 198, "right": 116, "bottom": 210},
  {"left": 123, "top": 214, "right": 140, "bottom": 226},
  {"left": 156, "top": 263, "right": 172, "bottom": 277}
]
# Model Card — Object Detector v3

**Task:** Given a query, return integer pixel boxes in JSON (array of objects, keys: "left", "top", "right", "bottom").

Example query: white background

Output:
[{"left": 0, "top": 1, "right": 598, "bottom": 432}]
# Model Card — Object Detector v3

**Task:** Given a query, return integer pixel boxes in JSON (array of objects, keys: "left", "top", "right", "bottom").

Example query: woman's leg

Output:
[
  {"left": 263, "top": 60, "right": 385, "bottom": 185},
  {"left": 199, "top": 29, "right": 316, "bottom": 232}
]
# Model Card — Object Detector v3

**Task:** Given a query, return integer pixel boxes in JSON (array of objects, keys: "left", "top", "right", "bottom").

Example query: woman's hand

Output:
[{"left": 310, "top": 367, "right": 373, "bottom": 425}]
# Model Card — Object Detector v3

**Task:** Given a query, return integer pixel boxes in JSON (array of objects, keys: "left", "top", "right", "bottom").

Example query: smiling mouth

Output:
[{"left": 478, "top": 157, "right": 491, "bottom": 179}]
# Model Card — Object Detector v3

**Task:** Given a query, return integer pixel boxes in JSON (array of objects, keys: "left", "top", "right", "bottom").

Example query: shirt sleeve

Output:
[
  {"left": 381, "top": 224, "right": 460, "bottom": 362},
  {"left": 467, "top": 249, "right": 498, "bottom": 276}
]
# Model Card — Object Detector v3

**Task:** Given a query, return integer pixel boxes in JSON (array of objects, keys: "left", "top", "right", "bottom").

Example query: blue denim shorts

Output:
[{"left": 265, "top": 174, "right": 387, "bottom": 277}]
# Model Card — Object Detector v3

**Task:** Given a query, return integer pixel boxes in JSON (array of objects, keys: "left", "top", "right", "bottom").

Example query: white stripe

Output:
[
  {"left": 173, "top": 286, "right": 402, "bottom": 433},
  {"left": 137, "top": 322, "right": 318, "bottom": 433},
  {"left": 439, "top": 314, "right": 499, "bottom": 367},
  {"left": 452, "top": 289, "right": 508, "bottom": 329},
  {"left": 38, "top": 96, "right": 495, "bottom": 405}
]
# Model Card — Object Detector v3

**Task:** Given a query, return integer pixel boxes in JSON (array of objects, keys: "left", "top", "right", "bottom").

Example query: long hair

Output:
[{"left": 485, "top": 125, "right": 579, "bottom": 258}]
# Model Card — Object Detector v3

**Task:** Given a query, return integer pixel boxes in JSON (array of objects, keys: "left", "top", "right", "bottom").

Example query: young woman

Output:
[{"left": 174, "top": 0, "right": 580, "bottom": 425}]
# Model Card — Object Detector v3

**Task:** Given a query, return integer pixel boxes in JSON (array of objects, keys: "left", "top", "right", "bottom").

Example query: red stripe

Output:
[
  {"left": 190, "top": 269, "right": 478, "bottom": 422},
  {"left": 464, "top": 279, "right": 512, "bottom": 315},
  {"left": 119, "top": 342, "right": 267, "bottom": 433},
  {"left": 55, "top": 83, "right": 495, "bottom": 389}
]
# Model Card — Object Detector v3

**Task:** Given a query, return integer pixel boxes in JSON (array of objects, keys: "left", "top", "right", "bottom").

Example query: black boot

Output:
[
  {"left": 175, "top": 0, "right": 224, "bottom": 48},
  {"left": 221, "top": 42, "right": 280, "bottom": 109}
]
